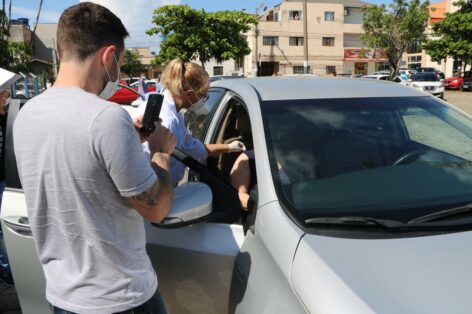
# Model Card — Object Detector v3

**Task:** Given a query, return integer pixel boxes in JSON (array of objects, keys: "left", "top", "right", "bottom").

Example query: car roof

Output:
[{"left": 212, "top": 77, "right": 423, "bottom": 101}]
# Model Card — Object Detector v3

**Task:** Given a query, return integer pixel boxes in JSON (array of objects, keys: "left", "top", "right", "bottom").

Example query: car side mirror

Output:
[{"left": 154, "top": 182, "right": 213, "bottom": 227}]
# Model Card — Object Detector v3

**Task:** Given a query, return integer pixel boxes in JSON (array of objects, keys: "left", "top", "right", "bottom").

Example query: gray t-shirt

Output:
[{"left": 13, "top": 87, "right": 158, "bottom": 313}]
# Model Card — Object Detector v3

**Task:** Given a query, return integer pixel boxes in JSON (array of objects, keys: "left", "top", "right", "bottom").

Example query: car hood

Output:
[{"left": 291, "top": 230, "right": 472, "bottom": 314}]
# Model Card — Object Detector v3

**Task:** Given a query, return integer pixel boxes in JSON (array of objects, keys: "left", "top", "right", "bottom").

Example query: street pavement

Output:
[{"left": 444, "top": 90, "right": 472, "bottom": 114}]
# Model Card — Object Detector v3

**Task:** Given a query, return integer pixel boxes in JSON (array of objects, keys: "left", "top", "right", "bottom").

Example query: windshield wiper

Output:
[
  {"left": 305, "top": 216, "right": 405, "bottom": 229},
  {"left": 409, "top": 203, "right": 472, "bottom": 224}
]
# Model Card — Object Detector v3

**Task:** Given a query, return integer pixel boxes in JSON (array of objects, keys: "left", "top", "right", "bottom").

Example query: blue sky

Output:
[{"left": 7, "top": 0, "right": 435, "bottom": 47}]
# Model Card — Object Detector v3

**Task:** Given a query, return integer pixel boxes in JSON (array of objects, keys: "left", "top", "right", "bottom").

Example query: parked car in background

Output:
[
  {"left": 410, "top": 72, "right": 445, "bottom": 98},
  {"left": 361, "top": 74, "right": 389, "bottom": 80},
  {"left": 129, "top": 80, "right": 158, "bottom": 90},
  {"left": 461, "top": 77, "right": 472, "bottom": 92},
  {"left": 371, "top": 71, "right": 390, "bottom": 76},
  {"left": 399, "top": 69, "right": 416, "bottom": 77},
  {"left": 393, "top": 76, "right": 411, "bottom": 86},
  {"left": 444, "top": 76, "right": 465, "bottom": 90},
  {"left": 210, "top": 75, "right": 245, "bottom": 82},
  {"left": 5, "top": 77, "right": 472, "bottom": 313},
  {"left": 108, "top": 79, "right": 156, "bottom": 104},
  {"left": 416, "top": 67, "right": 445, "bottom": 80},
  {"left": 445, "top": 72, "right": 472, "bottom": 90},
  {"left": 398, "top": 70, "right": 414, "bottom": 80}
]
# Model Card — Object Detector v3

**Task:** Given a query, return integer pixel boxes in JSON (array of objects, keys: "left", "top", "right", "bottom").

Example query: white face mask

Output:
[
  {"left": 188, "top": 97, "right": 208, "bottom": 115},
  {"left": 99, "top": 53, "right": 120, "bottom": 100}
]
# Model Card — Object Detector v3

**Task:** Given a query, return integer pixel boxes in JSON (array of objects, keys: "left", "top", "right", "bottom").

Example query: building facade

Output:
[
  {"left": 243, "top": 0, "right": 387, "bottom": 76},
  {"left": 402, "top": 0, "right": 470, "bottom": 77}
]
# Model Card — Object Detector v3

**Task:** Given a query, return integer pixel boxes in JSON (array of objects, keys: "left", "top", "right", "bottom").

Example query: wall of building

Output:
[
  {"left": 246, "top": 0, "right": 380, "bottom": 76},
  {"left": 33, "top": 24, "right": 58, "bottom": 64},
  {"left": 8, "top": 24, "right": 32, "bottom": 46}
]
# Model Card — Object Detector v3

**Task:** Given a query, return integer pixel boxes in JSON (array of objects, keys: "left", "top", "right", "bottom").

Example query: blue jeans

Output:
[{"left": 49, "top": 288, "right": 167, "bottom": 314}]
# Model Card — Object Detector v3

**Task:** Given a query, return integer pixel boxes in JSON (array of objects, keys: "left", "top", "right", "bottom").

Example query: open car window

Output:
[{"left": 185, "top": 88, "right": 225, "bottom": 141}]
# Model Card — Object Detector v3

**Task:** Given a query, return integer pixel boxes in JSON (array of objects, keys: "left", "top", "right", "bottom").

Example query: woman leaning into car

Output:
[{"left": 136, "top": 59, "right": 246, "bottom": 185}]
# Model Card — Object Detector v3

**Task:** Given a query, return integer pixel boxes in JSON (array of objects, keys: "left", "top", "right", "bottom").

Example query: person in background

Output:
[
  {"left": 137, "top": 72, "right": 148, "bottom": 96},
  {"left": 135, "top": 59, "right": 246, "bottom": 185},
  {"left": 13, "top": 3, "right": 176, "bottom": 313}
]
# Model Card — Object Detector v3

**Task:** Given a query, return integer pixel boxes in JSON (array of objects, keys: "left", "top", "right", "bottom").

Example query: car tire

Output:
[{"left": 438, "top": 93, "right": 444, "bottom": 99}]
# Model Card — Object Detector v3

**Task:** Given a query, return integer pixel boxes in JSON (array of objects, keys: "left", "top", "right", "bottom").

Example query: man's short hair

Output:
[{"left": 57, "top": 2, "right": 129, "bottom": 61}]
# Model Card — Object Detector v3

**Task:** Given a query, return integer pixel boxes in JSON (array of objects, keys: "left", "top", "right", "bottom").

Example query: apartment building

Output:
[
  {"left": 402, "top": 0, "right": 470, "bottom": 77},
  {"left": 243, "top": 0, "right": 387, "bottom": 76}
]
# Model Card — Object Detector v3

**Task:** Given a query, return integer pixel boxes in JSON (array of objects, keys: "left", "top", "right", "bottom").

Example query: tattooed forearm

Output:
[
  {"left": 132, "top": 162, "right": 172, "bottom": 211},
  {"left": 127, "top": 153, "right": 173, "bottom": 222}
]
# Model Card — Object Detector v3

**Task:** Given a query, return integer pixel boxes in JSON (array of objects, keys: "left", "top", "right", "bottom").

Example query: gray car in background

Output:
[{"left": 3, "top": 77, "right": 472, "bottom": 313}]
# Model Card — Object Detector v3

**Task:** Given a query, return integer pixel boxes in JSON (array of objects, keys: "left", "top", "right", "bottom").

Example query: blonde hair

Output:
[{"left": 161, "top": 59, "right": 210, "bottom": 97}]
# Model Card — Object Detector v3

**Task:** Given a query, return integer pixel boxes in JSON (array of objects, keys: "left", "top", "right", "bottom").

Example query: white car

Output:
[
  {"left": 3, "top": 78, "right": 472, "bottom": 313},
  {"left": 410, "top": 72, "right": 445, "bottom": 98},
  {"left": 361, "top": 74, "right": 389, "bottom": 80},
  {"left": 371, "top": 71, "right": 390, "bottom": 76},
  {"left": 393, "top": 76, "right": 411, "bottom": 86}
]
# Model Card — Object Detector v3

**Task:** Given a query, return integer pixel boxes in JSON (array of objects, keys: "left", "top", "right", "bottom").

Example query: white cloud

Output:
[
  {"left": 81, "top": 0, "right": 181, "bottom": 48},
  {"left": 11, "top": 5, "right": 61, "bottom": 24}
]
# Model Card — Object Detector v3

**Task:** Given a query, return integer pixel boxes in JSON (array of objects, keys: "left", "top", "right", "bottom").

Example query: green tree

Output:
[
  {"left": 147, "top": 5, "right": 256, "bottom": 68},
  {"left": 121, "top": 49, "right": 145, "bottom": 79},
  {"left": 0, "top": 9, "right": 12, "bottom": 69},
  {"left": 423, "top": 0, "right": 472, "bottom": 73},
  {"left": 7, "top": 41, "right": 32, "bottom": 73},
  {"left": 361, "top": 0, "right": 430, "bottom": 79}
]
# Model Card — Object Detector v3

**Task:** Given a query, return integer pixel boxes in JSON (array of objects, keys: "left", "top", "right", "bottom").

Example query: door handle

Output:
[{"left": 3, "top": 216, "right": 33, "bottom": 237}]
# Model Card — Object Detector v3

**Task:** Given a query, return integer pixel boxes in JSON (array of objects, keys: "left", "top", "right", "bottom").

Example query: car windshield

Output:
[
  {"left": 412, "top": 73, "right": 438, "bottom": 82},
  {"left": 262, "top": 97, "right": 472, "bottom": 223}
]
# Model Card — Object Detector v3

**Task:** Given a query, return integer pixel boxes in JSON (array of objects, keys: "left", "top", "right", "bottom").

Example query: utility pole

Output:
[
  {"left": 303, "top": 0, "right": 309, "bottom": 74},
  {"left": 255, "top": 2, "right": 264, "bottom": 77}
]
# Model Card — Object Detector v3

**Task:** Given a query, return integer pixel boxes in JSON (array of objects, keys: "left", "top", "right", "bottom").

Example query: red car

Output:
[
  {"left": 444, "top": 77, "right": 465, "bottom": 90},
  {"left": 108, "top": 80, "right": 156, "bottom": 104},
  {"left": 444, "top": 72, "right": 472, "bottom": 90}
]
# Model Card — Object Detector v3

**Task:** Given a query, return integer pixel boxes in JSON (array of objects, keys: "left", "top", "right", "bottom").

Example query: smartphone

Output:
[{"left": 140, "top": 93, "right": 164, "bottom": 133}]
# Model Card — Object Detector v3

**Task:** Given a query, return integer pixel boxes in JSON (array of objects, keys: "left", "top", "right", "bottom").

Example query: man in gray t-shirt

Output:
[{"left": 13, "top": 3, "right": 176, "bottom": 313}]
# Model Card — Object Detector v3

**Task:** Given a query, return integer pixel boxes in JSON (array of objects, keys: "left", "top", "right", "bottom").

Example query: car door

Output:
[
  {"left": 144, "top": 88, "right": 247, "bottom": 314},
  {"left": 1, "top": 99, "right": 50, "bottom": 314}
]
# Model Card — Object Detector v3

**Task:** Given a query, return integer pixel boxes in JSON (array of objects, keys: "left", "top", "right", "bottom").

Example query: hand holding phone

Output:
[{"left": 140, "top": 93, "right": 164, "bottom": 134}]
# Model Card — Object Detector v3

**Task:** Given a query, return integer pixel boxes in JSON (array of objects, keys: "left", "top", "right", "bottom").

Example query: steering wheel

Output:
[{"left": 393, "top": 149, "right": 429, "bottom": 166}]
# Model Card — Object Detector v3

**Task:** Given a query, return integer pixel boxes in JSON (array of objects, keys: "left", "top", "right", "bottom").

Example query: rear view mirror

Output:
[{"left": 155, "top": 182, "right": 213, "bottom": 227}]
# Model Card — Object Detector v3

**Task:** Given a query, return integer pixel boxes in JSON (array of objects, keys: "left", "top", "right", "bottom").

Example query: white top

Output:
[{"left": 135, "top": 90, "right": 208, "bottom": 184}]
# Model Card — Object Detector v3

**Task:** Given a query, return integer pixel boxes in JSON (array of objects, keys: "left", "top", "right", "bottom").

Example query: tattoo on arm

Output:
[{"left": 132, "top": 162, "right": 172, "bottom": 211}]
